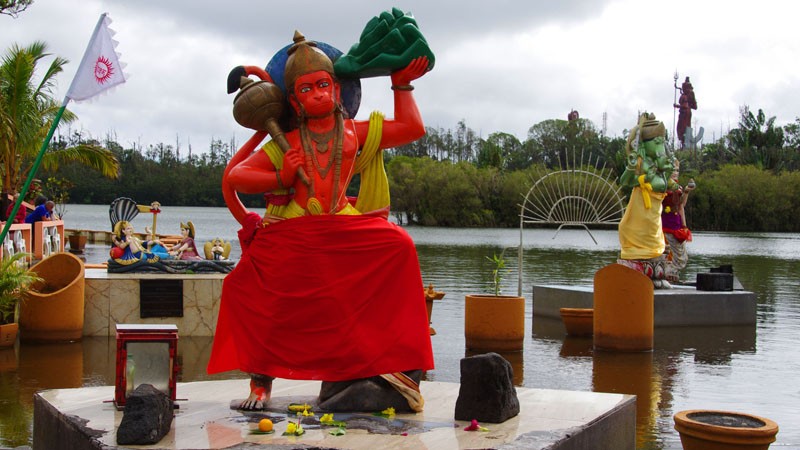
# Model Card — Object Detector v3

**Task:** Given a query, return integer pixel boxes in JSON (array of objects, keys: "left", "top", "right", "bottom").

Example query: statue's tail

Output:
[
  {"left": 223, "top": 65, "right": 274, "bottom": 226},
  {"left": 222, "top": 131, "right": 267, "bottom": 226}
]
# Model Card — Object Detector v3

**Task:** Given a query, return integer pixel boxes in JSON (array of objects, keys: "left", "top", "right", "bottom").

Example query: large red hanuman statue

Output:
[{"left": 207, "top": 10, "right": 436, "bottom": 413}]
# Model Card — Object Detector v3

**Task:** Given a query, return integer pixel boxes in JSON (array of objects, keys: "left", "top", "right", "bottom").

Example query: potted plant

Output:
[
  {"left": 0, "top": 253, "right": 41, "bottom": 347},
  {"left": 674, "top": 409, "right": 779, "bottom": 450},
  {"left": 464, "top": 250, "right": 525, "bottom": 351},
  {"left": 67, "top": 229, "right": 88, "bottom": 254}
]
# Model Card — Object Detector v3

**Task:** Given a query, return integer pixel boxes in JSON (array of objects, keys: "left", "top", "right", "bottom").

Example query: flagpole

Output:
[
  {"left": 1, "top": 12, "right": 124, "bottom": 248},
  {"left": 0, "top": 102, "right": 69, "bottom": 246}
]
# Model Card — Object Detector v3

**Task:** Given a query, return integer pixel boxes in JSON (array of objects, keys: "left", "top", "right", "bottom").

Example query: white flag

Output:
[{"left": 66, "top": 13, "right": 126, "bottom": 102}]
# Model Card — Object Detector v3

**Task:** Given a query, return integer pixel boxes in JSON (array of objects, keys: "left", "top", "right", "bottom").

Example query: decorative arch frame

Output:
[{"left": 517, "top": 150, "right": 626, "bottom": 295}]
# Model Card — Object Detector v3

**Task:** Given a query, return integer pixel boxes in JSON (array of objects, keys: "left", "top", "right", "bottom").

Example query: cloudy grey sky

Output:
[{"left": 3, "top": 0, "right": 799, "bottom": 154}]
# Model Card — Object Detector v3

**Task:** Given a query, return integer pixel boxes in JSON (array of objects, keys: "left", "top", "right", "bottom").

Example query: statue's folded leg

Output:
[
  {"left": 317, "top": 370, "right": 423, "bottom": 412},
  {"left": 236, "top": 373, "right": 274, "bottom": 411}
]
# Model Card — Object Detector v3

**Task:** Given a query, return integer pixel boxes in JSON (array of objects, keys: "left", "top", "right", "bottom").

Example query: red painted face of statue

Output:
[{"left": 291, "top": 70, "right": 339, "bottom": 118}]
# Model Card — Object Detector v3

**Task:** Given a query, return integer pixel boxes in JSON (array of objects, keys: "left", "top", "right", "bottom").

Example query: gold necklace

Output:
[
  {"left": 300, "top": 113, "right": 345, "bottom": 213},
  {"left": 301, "top": 115, "right": 342, "bottom": 180},
  {"left": 307, "top": 127, "right": 336, "bottom": 153}
]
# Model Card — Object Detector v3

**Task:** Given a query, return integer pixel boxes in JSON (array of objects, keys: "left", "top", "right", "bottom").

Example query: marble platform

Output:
[
  {"left": 533, "top": 282, "right": 757, "bottom": 327},
  {"left": 84, "top": 269, "right": 224, "bottom": 337},
  {"left": 34, "top": 378, "right": 636, "bottom": 450}
]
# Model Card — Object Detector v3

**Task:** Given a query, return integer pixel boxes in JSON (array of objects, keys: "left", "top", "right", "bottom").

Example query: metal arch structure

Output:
[{"left": 517, "top": 151, "right": 627, "bottom": 295}]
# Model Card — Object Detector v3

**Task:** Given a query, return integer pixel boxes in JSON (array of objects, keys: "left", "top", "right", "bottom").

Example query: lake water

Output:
[{"left": 2, "top": 204, "right": 799, "bottom": 449}]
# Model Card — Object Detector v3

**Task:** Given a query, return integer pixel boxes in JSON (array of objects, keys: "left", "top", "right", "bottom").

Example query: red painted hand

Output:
[
  {"left": 281, "top": 147, "right": 303, "bottom": 187},
  {"left": 391, "top": 56, "right": 430, "bottom": 86}
]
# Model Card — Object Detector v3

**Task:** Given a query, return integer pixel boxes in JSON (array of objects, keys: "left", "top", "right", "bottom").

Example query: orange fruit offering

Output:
[{"left": 258, "top": 418, "right": 273, "bottom": 432}]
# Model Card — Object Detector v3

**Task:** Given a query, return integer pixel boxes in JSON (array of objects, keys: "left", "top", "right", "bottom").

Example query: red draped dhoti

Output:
[{"left": 207, "top": 215, "right": 434, "bottom": 381}]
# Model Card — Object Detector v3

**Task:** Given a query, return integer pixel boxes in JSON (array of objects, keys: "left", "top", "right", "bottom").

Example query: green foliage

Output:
[
  {"left": 0, "top": 0, "right": 33, "bottom": 17},
  {"left": 723, "top": 106, "right": 791, "bottom": 172},
  {"left": 30, "top": 94, "right": 800, "bottom": 233},
  {"left": 688, "top": 165, "right": 800, "bottom": 232},
  {"left": 485, "top": 250, "right": 506, "bottom": 296},
  {"left": 43, "top": 176, "right": 72, "bottom": 219},
  {"left": 477, "top": 132, "right": 522, "bottom": 170},
  {"left": 526, "top": 118, "right": 602, "bottom": 169},
  {"left": 0, "top": 42, "right": 119, "bottom": 196},
  {"left": 0, "top": 253, "right": 40, "bottom": 324},
  {"left": 47, "top": 133, "right": 236, "bottom": 207}
]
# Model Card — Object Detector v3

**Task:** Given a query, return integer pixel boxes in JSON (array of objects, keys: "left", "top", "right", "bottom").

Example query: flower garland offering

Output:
[
  {"left": 464, "top": 419, "right": 489, "bottom": 432},
  {"left": 374, "top": 406, "right": 396, "bottom": 418},
  {"left": 320, "top": 413, "right": 347, "bottom": 428},
  {"left": 283, "top": 421, "right": 305, "bottom": 436},
  {"left": 297, "top": 408, "right": 315, "bottom": 417},
  {"left": 287, "top": 403, "right": 313, "bottom": 413}
]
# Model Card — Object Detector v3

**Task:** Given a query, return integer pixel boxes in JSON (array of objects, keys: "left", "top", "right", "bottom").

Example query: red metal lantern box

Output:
[{"left": 114, "top": 324, "right": 179, "bottom": 409}]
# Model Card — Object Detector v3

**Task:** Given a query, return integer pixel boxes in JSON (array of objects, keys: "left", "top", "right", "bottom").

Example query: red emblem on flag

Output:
[{"left": 94, "top": 55, "right": 115, "bottom": 84}]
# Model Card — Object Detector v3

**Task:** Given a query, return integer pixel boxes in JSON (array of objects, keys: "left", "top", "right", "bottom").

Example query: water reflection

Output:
[
  {"left": 2, "top": 225, "right": 799, "bottom": 448},
  {"left": 593, "top": 350, "right": 658, "bottom": 450},
  {"left": 19, "top": 341, "right": 84, "bottom": 400},
  {"left": 655, "top": 326, "right": 756, "bottom": 365},
  {"left": 536, "top": 314, "right": 760, "bottom": 448},
  {"left": 559, "top": 336, "right": 593, "bottom": 357}
]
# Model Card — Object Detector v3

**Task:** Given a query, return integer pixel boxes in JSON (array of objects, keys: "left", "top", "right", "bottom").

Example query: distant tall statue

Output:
[
  {"left": 567, "top": 109, "right": 579, "bottom": 121},
  {"left": 674, "top": 76, "right": 697, "bottom": 148}
]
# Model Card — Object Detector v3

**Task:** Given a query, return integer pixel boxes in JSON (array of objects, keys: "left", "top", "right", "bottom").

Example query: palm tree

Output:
[
  {"left": 0, "top": 41, "right": 119, "bottom": 210},
  {"left": 0, "top": 0, "right": 33, "bottom": 18},
  {"left": 726, "top": 106, "right": 786, "bottom": 171}
]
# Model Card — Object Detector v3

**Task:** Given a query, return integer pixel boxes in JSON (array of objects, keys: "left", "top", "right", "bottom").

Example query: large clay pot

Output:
[
  {"left": 674, "top": 409, "right": 779, "bottom": 450},
  {"left": 67, "top": 234, "right": 87, "bottom": 254},
  {"left": 559, "top": 307, "right": 593, "bottom": 337},
  {"left": 594, "top": 263, "right": 654, "bottom": 351},
  {"left": 19, "top": 252, "right": 85, "bottom": 342},
  {"left": 0, "top": 322, "right": 18, "bottom": 348},
  {"left": 464, "top": 294, "right": 525, "bottom": 351}
]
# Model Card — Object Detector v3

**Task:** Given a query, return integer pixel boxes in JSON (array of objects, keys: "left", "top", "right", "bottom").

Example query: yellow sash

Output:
[{"left": 261, "top": 111, "right": 387, "bottom": 219}]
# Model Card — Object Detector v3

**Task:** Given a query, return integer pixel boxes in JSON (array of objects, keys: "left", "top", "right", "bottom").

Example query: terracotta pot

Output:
[
  {"left": 674, "top": 409, "right": 779, "bottom": 450},
  {"left": 559, "top": 307, "right": 593, "bottom": 337},
  {"left": 464, "top": 294, "right": 525, "bottom": 351},
  {"left": 0, "top": 322, "right": 18, "bottom": 348},
  {"left": 67, "top": 234, "right": 87, "bottom": 254},
  {"left": 19, "top": 252, "right": 85, "bottom": 342},
  {"left": 594, "top": 263, "right": 654, "bottom": 351}
]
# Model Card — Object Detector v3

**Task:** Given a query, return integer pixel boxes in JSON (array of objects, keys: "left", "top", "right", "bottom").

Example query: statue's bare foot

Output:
[
  {"left": 236, "top": 374, "right": 274, "bottom": 411},
  {"left": 238, "top": 392, "right": 266, "bottom": 410}
]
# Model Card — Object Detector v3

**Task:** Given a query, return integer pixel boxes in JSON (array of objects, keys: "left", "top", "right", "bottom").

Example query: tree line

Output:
[
  {"left": 4, "top": 37, "right": 798, "bottom": 232},
  {"left": 36, "top": 105, "right": 800, "bottom": 232}
]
